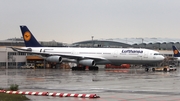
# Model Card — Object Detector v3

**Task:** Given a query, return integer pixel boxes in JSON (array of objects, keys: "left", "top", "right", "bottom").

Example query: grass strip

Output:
[{"left": 0, "top": 93, "right": 29, "bottom": 101}]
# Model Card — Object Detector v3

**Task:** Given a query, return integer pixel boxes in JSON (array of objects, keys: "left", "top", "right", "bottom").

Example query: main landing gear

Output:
[
  {"left": 71, "top": 66, "right": 99, "bottom": 71},
  {"left": 89, "top": 66, "right": 99, "bottom": 71},
  {"left": 72, "top": 66, "right": 86, "bottom": 71},
  {"left": 145, "top": 67, "right": 149, "bottom": 72}
]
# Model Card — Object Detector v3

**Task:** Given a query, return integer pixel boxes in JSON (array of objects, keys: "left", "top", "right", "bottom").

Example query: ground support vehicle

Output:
[
  {"left": 151, "top": 65, "right": 177, "bottom": 72},
  {"left": 21, "top": 64, "right": 35, "bottom": 69}
]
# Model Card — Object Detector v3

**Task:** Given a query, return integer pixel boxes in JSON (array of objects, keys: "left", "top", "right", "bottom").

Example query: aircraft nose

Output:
[{"left": 160, "top": 56, "right": 165, "bottom": 60}]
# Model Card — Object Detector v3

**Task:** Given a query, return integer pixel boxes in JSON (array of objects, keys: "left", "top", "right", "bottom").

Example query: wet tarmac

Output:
[{"left": 1, "top": 67, "right": 180, "bottom": 101}]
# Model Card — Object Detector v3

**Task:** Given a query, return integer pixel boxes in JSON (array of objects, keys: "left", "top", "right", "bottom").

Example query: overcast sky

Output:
[{"left": 1, "top": 0, "right": 180, "bottom": 43}]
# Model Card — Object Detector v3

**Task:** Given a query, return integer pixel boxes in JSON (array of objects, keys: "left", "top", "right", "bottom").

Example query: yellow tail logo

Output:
[
  {"left": 24, "top": 31, "right": 31, "bottom": 41},
  {"left": 174, "top": 50, "right": 179, "bottom": 54}
]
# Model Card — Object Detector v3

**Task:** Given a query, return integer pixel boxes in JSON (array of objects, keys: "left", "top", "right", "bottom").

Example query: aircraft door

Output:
[
  {"left": 113, "top": 50, "right": 119, "bottom": 58},
  {"left": 138, "top": 53, "right": 143, "bottom": 60},
  {"left": 143, "top": 51, "right": 148, "bottom": 59}
]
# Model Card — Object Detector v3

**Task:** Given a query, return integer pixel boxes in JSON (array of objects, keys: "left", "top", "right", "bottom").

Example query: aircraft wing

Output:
[
  {"left": 9, "top": 47, "right": 32, "bottom": 52},
  {"left": 49, "top": 53, "right": 107, "bottom": 61},
  {"left": 9, "top": 47, "right": 107, "bottom": 61},
  {"left": 8, "top": 47, "right": 50, "bottom": 55}
]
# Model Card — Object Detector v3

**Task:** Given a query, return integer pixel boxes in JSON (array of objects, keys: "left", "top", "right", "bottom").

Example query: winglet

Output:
[
  {"left": 7, "top": 46, "right": 18, "bottom": 51},
  {"left": 172, "top": 45, "right": 180, "bottom": 57},
  {"left": 7, "top": 46, "right": 32, "bottom": 52},
  {"left": 20, "top": 26, "right": 42, "bottom": 47}
]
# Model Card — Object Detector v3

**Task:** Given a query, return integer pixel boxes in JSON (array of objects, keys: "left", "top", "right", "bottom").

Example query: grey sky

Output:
[{"left": 1, "top": 0, "right": 180, "bottom": 43}]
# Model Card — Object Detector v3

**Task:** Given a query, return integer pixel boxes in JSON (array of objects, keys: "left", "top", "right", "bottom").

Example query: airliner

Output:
[
  {"left": 172, "top": 45, "right": 180, "bottom": 61},
  {"left": 10, "top": 26, "right": 165, "bottom": 71}
]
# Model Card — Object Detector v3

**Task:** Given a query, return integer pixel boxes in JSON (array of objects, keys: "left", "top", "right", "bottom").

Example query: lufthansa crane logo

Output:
[
  {"left": 174, "top": 50, "right": 179, "bottom": 54},
  {"left": 24, "top": 31, "right": 31, "bottom": 41}
]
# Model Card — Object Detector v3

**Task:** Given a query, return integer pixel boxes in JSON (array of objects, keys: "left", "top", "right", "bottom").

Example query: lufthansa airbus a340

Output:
[{"left": 10, "top": 26, "right": 165, "bottom": 71}]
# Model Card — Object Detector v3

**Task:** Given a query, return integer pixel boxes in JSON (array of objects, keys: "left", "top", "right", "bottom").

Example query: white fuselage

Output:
[
  {"left": 21, "top": 47, "right": 165, "bottom": 65},
  {"left": 174, "top": 57, "right": 180, "bottom": 61}
]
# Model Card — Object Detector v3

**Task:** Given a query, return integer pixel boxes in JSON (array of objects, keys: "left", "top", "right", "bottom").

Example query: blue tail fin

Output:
[
  {"left": 20, "top": 26, "right": 42, "bottom": 47},
  {"left": 172, "top": 45, "right": 180, "bottom": 57}
]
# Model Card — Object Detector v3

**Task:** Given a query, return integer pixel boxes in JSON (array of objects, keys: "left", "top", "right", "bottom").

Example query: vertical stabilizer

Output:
[
  {"left": 20, "top": 26, "right": 42, "bottom": 47},
  {"left": 172, "top": 45, "right": 180, "bottom": 57}
]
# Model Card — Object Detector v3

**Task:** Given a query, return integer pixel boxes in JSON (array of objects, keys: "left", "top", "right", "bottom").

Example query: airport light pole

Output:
[
  {"left": 141, "top": 38, "right": 144, "bottom": 48},
  {"left": 92, "top": 36, "right": 94, "bottom": 47},
  {"left": 136, "top": 38, "right": 144, "bottom": 48},
  {"left": 140, "top": 38, "right": 144, "bottom": 44}
]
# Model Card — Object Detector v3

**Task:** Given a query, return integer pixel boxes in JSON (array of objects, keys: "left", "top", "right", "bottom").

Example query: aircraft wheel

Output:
[
  {"left": 77, "top": 66, "right": 82, "bottom": 70},
  {"left": 89, "top": 66, "right": 93, "bottom": 70},
  {"left": 89, "top": 66, "right": 91, "bottom": 70},
  {"left": 72, "top": 66, "right": 79, "bottom": 71},
  {"left": 145, "top": 68, "right": 149, "bottom": 72},
  {"left": 95, "top": 66, "right": 99, "bottom": 70},
  {"left": 80, "top": 66, "right": 86, "bottom": 71},
  {"left": 72, "top": 67, "right": 75, "bottom": 71},
  {"left": 82, "top": 66, "right": 86, "bottom": 71},
  {"left": 92, "top": 66, "right": 98, "bottom": 71},
  {"left": 163, "top": 68, "right": 167, "bottom": 72},
  {"left": 88, "top": 66, "right": 98, "bottom": 71},
  {"left": 152, "top": 68, "right": 155, "bottom": 72},
  {"left": 79, "top": 67, "right": 82, "bottom": 70}
]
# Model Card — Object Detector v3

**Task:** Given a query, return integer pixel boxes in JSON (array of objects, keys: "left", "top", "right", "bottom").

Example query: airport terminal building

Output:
[
  {"left": 0, "top": 37, "right": 180, "bottom": 68},
  {"left": 72, "top": 38, "right": 180, "bottom": 50}
]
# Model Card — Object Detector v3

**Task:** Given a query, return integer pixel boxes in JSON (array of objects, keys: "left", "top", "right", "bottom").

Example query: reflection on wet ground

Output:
[{"left": 0, "top": 67, "right": 180, "bottom": 101}]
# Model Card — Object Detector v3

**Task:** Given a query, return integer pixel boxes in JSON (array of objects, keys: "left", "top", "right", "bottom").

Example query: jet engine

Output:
[
  {"left": 46, "top": 56, "right": 62, "bottom": 63},
  {"left": 79, "top": 59, "right": 95, "bottom": 66}
]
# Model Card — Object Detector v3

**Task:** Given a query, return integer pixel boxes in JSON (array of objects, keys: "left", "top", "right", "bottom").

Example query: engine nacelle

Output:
[
  {"left": 79, "top": 59, "right": 95, "bottom": 66},
  {"left": 46, "top": 56, "right": 62, "bottom": 63}
]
